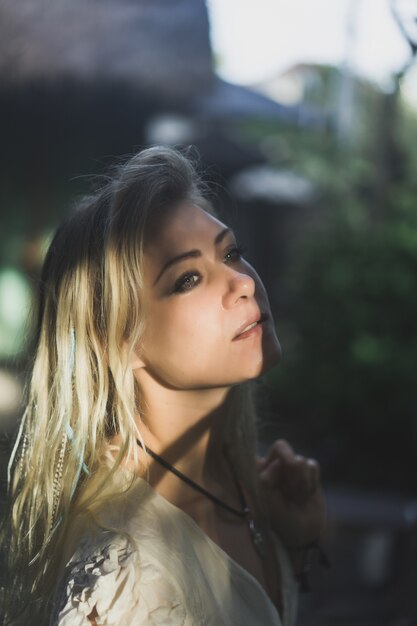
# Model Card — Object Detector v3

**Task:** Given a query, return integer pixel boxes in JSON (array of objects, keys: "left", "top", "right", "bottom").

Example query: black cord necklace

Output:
[{"left": 136, "top": 439, "right": 266, "bottom": 559}]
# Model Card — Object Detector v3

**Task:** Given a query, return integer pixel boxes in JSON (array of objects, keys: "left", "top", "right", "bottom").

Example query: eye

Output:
[
  {"left": 173, "top": 271, "right": 202, "bottom": 293},
  {"left": 224, "top": 245, "right": 247, "bottom": 263}
]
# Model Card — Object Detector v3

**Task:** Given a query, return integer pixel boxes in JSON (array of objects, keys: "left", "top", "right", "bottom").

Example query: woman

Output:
[{"left": 4, "top": 146, "right": 326, "bottom": 625}]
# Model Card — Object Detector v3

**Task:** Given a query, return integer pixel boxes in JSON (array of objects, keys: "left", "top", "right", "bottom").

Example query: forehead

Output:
[{"left": 145, "top": 202, "right": 227, "bottom": 252}]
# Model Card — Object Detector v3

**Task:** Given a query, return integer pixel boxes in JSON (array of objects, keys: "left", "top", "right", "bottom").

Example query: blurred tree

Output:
[
  {"left": 233, "top": 14, "right": 417, "bottom": 492},
  {"left": 261, "top": 74, "right": 417, "bottom": 491},
  {"left": 269, "top": 172, "right": 417, "bottom": 491}
]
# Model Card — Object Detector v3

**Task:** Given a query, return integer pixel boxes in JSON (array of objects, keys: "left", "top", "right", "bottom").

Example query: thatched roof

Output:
[
  {"left": 0, "top": 0, "right": 318, "bottom": 180},
  {"left": 0, "top": 0, "right": 213, "bottom": 100}
]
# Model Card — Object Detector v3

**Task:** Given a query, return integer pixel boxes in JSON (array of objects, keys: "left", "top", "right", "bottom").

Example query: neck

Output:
[{"left": 134, "top": 369, "right": 236, "bottom": 499}]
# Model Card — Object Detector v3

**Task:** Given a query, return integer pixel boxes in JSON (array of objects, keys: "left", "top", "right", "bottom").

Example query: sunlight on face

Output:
[{"left": 136, "top": 202, "right": 281, "bottom": 389}]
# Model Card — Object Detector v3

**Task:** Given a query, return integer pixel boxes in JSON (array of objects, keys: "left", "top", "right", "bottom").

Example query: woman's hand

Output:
[{"left": 257, "top": 439, "right": 326, "bottom": 549}]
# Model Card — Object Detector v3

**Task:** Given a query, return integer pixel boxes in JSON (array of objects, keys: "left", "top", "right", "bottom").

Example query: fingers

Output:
[
  {"left": 302, "top": 457, "right": 321, "bottom": 495},
  {"left": 261, "top": 439, "right": 295, "bottom": 466},
  {"left": 255, "top": 456, "right": 266, "bottom": 471},
  {"left": 258, "top": 439, "right": 321, "bottom": 500},
  {"left": 258, "top": 439, "right": 295, "bottom": 484}
]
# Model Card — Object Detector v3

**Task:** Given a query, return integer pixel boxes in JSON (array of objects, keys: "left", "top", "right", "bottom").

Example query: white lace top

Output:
[{"left": 52, "top": 478, "right": 298, "bottom": 626}]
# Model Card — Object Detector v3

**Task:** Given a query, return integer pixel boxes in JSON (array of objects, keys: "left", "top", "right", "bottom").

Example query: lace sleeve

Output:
[{"left": 53, "top": 534, "right": 187, "bottom": 626}]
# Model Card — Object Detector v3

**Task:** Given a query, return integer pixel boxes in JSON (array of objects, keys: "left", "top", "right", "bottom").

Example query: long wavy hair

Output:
[{"left": 2, "top": 146, "right": 261, "bottom": 624}]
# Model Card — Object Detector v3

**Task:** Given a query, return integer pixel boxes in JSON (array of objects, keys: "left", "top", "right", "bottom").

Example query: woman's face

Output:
[{"left": 135, "top": 202, "right": 281, "bottom": 389}]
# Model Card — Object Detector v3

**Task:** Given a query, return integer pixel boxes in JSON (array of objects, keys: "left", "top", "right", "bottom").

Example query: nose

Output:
[{"left": 222, "top": 267, "right": 256, "bottom": 309}]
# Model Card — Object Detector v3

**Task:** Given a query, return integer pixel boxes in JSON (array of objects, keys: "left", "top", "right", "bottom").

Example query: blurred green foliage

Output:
[
  {"left": 263, "top": 90, "right": 417, "bottom": 492},
  {"left": 232, "top": 66, "right": 417, "bottom": 491},
  {"left": 272, "top": 183, "right": 417, "bottom": 487}
]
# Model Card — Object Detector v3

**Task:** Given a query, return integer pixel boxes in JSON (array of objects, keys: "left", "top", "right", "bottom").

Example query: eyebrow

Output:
[{"left": 153, "top": 227, "right": 232, "bottom": 285}]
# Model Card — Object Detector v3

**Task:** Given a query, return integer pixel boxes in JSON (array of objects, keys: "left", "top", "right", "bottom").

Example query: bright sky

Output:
[{"left": 207, "top": 0, "right": 417, "bottom": 103}]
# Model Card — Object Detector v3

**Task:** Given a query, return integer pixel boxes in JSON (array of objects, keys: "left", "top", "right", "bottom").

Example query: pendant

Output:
[{"left": 247, "top": 514, "right": 266, "bottom": 559}]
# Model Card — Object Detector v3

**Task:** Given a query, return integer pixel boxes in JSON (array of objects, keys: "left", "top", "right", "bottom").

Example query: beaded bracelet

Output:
[{"left": 285, "top": 540, "right": 331, "bottom": 592}]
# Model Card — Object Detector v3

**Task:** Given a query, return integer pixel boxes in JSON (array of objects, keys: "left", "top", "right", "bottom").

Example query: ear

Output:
[{"left": 127, "top": 342, "right": 146, "bottom": 371}]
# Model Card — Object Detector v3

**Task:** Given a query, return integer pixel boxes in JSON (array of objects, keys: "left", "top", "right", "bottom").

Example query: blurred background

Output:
[{"left": 0, "top": 0, "right": 417, "bottom": 623}]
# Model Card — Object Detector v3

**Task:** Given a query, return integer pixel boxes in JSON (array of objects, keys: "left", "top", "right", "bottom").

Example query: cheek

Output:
[
  {"left": 143, "top": 295, "right": 224, "bottom": 361},
  {"left": 249, "top": 267, "right": 273, "bottom": 317},
  {"left": 254, "top": 274, "right": 268, "bottom": 300}
]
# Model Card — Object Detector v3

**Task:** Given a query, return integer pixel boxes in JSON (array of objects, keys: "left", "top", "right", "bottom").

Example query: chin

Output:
[
  {"left": 236, "top": 335, "right": 282, "bottom": 382},
  {"left": 260, "top": 338, "right": 282, "bottom": 375},
  {"left": 239, "top": 348, "right": 282, "bottom": 383}
]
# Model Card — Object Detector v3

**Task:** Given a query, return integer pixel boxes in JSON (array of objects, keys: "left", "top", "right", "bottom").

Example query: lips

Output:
[{"left": 233, "top": 312, "right": 268, "bottom": 340}]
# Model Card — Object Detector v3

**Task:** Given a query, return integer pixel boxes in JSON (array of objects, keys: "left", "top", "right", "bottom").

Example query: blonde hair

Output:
[{"left": 2, "top": 146, "right": 261, "bottom": 624}]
